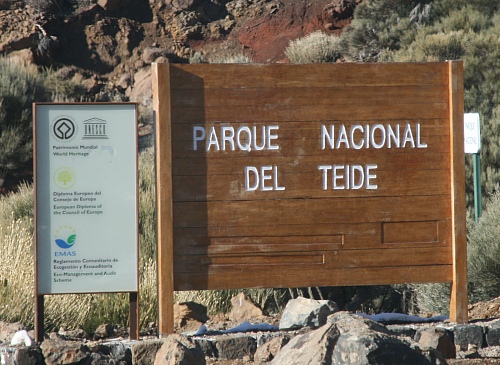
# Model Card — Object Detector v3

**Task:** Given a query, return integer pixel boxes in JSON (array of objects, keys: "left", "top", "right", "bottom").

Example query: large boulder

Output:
[
  {"left": 40, "top": 340, "right": 90, "bottom": 365},
  {"left": 279, "top": 296, "right": 338, "bottom": 330},
  {"left": 271, "top": 312, "right": 447, "bottom": 365},
  {"left": 174, "top": 302, "right": 209, "bottom": 333},
  {"left": 154, "top": 334, "right": 205, "bottom": 365},
  {"left": 228, "top": 292, "right": 264, "bottom": 322}
]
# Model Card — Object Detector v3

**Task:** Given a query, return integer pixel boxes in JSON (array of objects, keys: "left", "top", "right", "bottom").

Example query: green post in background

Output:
[{"left": 474, "top": 153, "right": 482, "bottom": 222}]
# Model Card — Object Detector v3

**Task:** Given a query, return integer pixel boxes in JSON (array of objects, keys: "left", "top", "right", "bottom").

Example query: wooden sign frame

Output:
[{"left": 153, "top": 61, "right": 467, "bottom": 335}]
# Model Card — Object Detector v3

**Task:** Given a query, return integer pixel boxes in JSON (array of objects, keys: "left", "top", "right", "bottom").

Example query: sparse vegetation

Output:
[
  {"left": 0, "top": 148, "right": 158, "bottom": 333},
  {"left": 285, "top": 31, "right": 342, "bottom": 63},
  {"left": 0, "top": 57, "right": 86, "bottom": 187}
]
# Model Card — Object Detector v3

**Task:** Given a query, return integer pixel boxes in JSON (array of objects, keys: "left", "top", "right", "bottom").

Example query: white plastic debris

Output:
[{"left": 10, "top": 330, "right": 32, "bottom": 346}]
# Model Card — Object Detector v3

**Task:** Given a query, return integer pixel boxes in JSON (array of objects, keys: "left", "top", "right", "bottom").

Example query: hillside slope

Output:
[{"left": 1, "top": 0, "right": 358, "bottom": 99}]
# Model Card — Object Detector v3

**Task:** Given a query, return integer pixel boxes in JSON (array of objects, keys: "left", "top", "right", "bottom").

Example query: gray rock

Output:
[
  {"left": 417, "top": 327, "right": 456, "bottom": 359},
  {"left": 270, "top": 322, "right": 340, "bottom": 364},
  {"left": 279, "top": 296, "right": 339, "bottom": 330},
  {"left": 0, "top": 345, "right": 43, "bottom": 365},
  {"left": 99, "top": 341, "right": 134, "bottom": 363},
  {"left": 174, "top": 302, "right": 209, "bottom": 333},
  {"left": 479, "top": 345, "right": 500, "bottom": 358},
  {"left": 127, "top": 67, "right": 152, "bottom": 107},
  {"left": 215, "top": 334, "right": 256, "bottom": 360},
  {"left": 192, "top": 337, "right": 216, "bottom": 358},
  {"left": 386, "top": 324, "right": 418, "bottom": 339},
  {"left": 228, "top": 292, "right": 264, "bottom": 323},
  {"left": 132, "top": 339, "right": 163, "bottom": 365},
  {"left": 486, "top": 321, "right": 500, "bottom": 347},
  {"left": 272, "top": 313, "right": 446, "bottom": 365},
  {"left": 40, "top": 339, "right": 90, "bottom": 365},
  {"left": 454, "top": 324, "right": 484, "bottom": 351},
  {"left": 0, "top": 321, "right": 24, "bottom": 343},
  {"left": 254, "top": 335, "right": 291, "bottom": 362},
  {"left": 94, "top": 323, "right": 115, "bottom": 339},
  {"left": 154, "top": 334, "right": 205, "bottom": 365},
  {"left": 142, "top": 47, "right": 168, "bottom": 64}
]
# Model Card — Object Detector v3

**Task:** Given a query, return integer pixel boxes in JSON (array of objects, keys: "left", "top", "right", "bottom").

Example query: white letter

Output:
[
  {"left": 260, "top": 166, "right": 273, "bottom": 191},
  {"left": 365, "top": 164, "right": 378, "bottom": 189},
  {"left": 221, "top": 126, "right": 235, "bottom": 151},
  {"left": 245, "top": 166, "right": 259, "bottom": 191},
  {"left": 193, "top": 126, "right": 205, "bottom": 151},
  {"left": 402, "top": 123, "right": 415, "bottom": 148},
  {"left": 350, "top": 125, "right": 364, "bottom": 149},
  {"left": 336, "top": 125, "right": 350, "bottom": 149},
  {"left": 416, "top": 123, "right": 427, "bottom": 148},
  {"left": 318, "top": 165, "right": 331, "bottom": 190},
  {"left": 236, "top": 126, "right": 252, "bottom": 152},
  {"left": 207, "top": 126, "right": 220, "bottom": 151},
  {"left": 267, "top": 125, "right": 279, "bottom": 150},
  {"left": 321, "top": 125, "right": 334, "bottom": 149},
  {"left": 273, "top": 165, "right": 285, "bottom": 191},
  {"left": 333, "top": 165, "right": 345, "bottom": 189},
  {"left": 350, "top": 165, "right": 364, "bottom": 189},
  {"left": 371, "top": 124, "right": 386, "bottom": 149},
  {"left": 252, "top": 126, "right": 266, "bottom": 151},
  {"left": 387, "top": 124, "right": 400, "bottom": 148}
]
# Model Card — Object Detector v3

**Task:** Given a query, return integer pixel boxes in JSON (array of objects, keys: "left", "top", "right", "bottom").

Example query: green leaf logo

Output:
[{"left": 67, "top": 234, "right": 76, "bottom": 244}]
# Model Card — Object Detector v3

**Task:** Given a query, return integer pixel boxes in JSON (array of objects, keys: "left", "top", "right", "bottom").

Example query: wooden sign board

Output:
[{"left": 153, "top": 62, "right": 467, "bottom": 334}]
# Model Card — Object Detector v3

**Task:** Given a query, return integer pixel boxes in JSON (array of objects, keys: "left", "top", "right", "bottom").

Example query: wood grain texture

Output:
[
  {"left": 448, "top": 61, "right": 468, "bottom": 323},
  {"left": 154, "top": 62, "right": 467, "bottom": 328},
  {"left": 153, "top": 63, "right": 175, "bottom": 335}
]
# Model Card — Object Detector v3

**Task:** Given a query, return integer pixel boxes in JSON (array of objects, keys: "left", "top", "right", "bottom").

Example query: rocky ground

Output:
[
  {"left": 0, "top": 0, "right": 359, "bottom": 193},
  {"left": 4, "top": 294, "right": 500, "bottom": 364}
]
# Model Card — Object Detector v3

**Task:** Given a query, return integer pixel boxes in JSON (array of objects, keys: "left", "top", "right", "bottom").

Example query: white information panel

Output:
[
  {"left": 464, "top": 113, "right": 481, "bottom": 154},
  {"left": 35, "top": 103, "right": 138, "bottom": 294}
]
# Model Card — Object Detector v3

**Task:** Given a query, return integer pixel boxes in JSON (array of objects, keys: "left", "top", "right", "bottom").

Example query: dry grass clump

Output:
[
  {"left": 0, "top": 217, "right": 34, "bottom": 325},
  {"left": 0, "top": 148, "right": 158, "bottom": 333},
  {"left": 285, "top": 31, "right": 342, "bottom": 63}
]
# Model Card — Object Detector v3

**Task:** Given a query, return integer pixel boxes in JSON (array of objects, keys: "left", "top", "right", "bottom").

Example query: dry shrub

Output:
[{"left": 285, "top": 31, "right": 342, "bottom": 63}]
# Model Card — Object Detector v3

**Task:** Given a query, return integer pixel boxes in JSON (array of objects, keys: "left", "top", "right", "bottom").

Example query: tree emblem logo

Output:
[
  {"left": 54, "top": 167, "right": 76, "bottom": 189},
  {"left": 52, "top": 117, "right": 76, "bottom": 141},
  {"left": 54, "top": 226, "right": 77, "bottom": 249}
]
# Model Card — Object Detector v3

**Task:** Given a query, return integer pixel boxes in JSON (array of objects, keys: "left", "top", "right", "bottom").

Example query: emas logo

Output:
[{"left": 54, "top": 226, "right": 77, "bottom": 256}]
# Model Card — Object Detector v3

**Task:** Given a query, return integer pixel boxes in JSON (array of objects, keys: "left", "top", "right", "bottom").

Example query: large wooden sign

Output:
[{"left": 153, "top": 62, "right": 466, "bottom": 334}]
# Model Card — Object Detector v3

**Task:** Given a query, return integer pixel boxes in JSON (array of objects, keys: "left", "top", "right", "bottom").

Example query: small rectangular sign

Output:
[
  {"left": 464, "top": 113, "right": 481, "bottom": 154},
  {"left": 34, "top": 103, "right": 138, "bottom": 294}
]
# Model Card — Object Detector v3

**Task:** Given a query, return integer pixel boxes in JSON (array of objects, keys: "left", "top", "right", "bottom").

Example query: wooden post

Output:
[
  {"left": 129, "top": 292, "right": 139, "bottom": 340},
  {"left": 35, "top": 295, "right": 44, "bottom": 342},
  {"left": 152, "top": 63, "right": 175, "bottom": 336},
  {"left": 448, "top": 60, "right": 468, "bottom": 323}
]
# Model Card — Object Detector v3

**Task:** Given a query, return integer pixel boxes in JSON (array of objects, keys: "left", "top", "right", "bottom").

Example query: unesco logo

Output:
[{"left": 53, "top": 118, "right": 76, "bottom": 141}]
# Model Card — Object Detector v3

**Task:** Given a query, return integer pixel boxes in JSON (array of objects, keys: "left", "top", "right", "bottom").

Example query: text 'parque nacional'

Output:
[{"left": 192, "top": 121, "right": 427, "bottom": 192}]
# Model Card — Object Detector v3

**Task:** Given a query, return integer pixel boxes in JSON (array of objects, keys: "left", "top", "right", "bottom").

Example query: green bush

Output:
[
  {"left": 0, "top": 59, "right": 46, "bottom": 184},
  {"left": 285, "top": 31, "right": 342, "bottom": 63},
  {"left": 468, "top": 189, "right": 500, "bottom": 300},
  {"left": 339, "top": 0, "right": 427, "bottom": 61},
  {"left": 0, "top": 58, "right": 86, "bottom": 187},
  {"left": 346, "top": 0, "right": 500, "bottom": 209}
]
